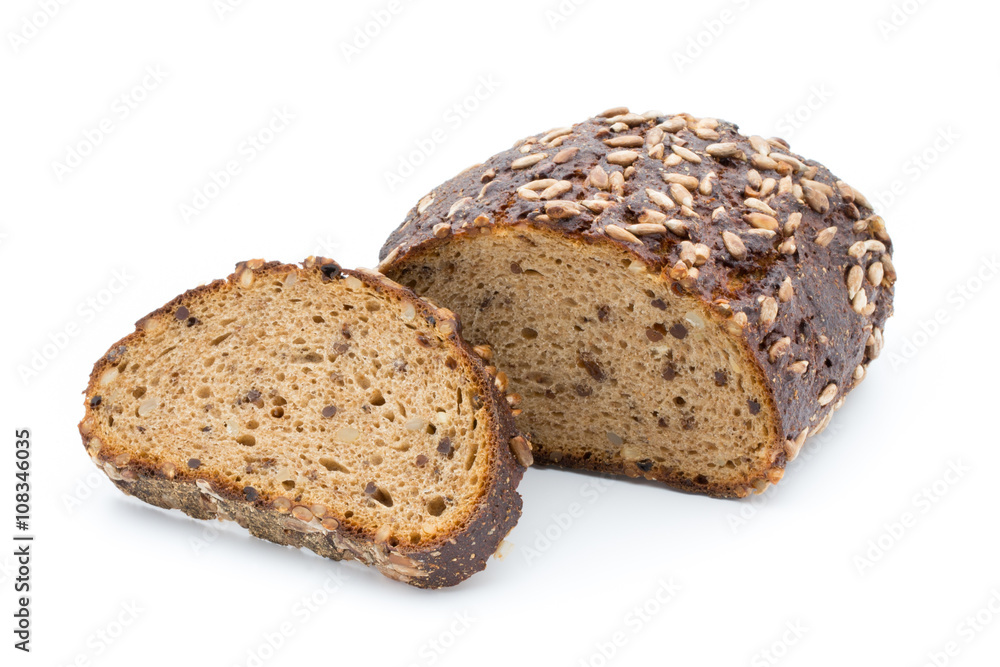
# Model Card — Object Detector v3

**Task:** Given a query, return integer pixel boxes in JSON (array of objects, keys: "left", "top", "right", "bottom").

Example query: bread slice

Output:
[
  {"left": 378, "top": 108, "right": 895, "bottom": 498},
  {"left": 78, "top": 257, "right": 528, "bottom": 587}
]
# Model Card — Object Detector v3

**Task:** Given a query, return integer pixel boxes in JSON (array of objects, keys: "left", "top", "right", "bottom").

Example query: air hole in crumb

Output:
[
  {"left": 313, "top": 315, "right": 325, "bottom": 323},
  {"left": 246, "top": 420, "right": 259, "bottom": 429},
  {"left": 370, "top": 390, "right": 385, "bottom": 406},
  {"left": 236, "top": 435, "right": 256, "bottom": 447},
  {"left": 521, "top": 327, "right": 538, "bottom": 339},
  {"left": 271, "top": 407, "right": 284, "bottom": 418},
  {"left": 132, "top": 386, "right": 146, "bottom": 398},
  {"left": 196, "top": 386, "right": 211, "bottom": 399}
]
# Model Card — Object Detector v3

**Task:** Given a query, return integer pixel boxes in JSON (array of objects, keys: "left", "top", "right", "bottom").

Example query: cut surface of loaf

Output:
[
  {"left": 379, "top": 108, "right": 895, "bottom": 498},
  {"left": 79, "top": 258, "right": 527, "bottom": 587}
]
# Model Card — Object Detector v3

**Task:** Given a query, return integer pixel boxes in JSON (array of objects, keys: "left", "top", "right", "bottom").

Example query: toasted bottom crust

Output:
[{"left": 98, "top": 462, "right": 522, "bottom": 588}]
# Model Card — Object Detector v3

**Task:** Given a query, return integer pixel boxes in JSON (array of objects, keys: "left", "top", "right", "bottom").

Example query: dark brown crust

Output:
[
  {"left": 378, "top": 110, "right": 895, "bottom": 498},
  {"left": 78, "top": 258, "right": 525, "bottom": 588}
]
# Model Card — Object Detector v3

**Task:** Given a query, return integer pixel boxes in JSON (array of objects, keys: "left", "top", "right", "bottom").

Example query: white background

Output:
[{"left": 2, "top": 0, "right": 998, "bottom": 665}]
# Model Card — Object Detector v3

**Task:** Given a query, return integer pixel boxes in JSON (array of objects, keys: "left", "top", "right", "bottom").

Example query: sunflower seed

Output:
[
  {"left": 706, "top": 142, "right": 741, "bottom": 158},
  {"left": 480, "top": 168, "right": 495, "bottom": 183},
  {"left": 778, "top": 237, "right": 797, "bottom": 255},
  {"left": 815, "top": 226, "right": 838, "bottom": 247},
  {"left": 818, "top": 383, "right": 838, "bottom": 406},
  {"left": 846, "top": 265, "right": 864, "bottom": 299},
  {"left": 609, "top": 171, "right": 625, "bottom": 196},
  {"left": 517, "top": 187, "right": 541, "bottom": 201},
  {"left": 432, "top": 223, "right": 451, "bottom": 238},
  {"left": 511, "top": 153, "right": 547, "bottom": 170},
  {"left": 646, "top": 188, "right": 676, "bottom": 210},
  {"left": 607, "top": 113, "right": 647, "bottom": 127},
  {"left": 540, "top": 180, "right": 573, "bottom": 200},
  {"left": 678, "top": 241, "right": 697, "bottom": 266},
  {"left": 605, "top": 224, "right": 641, "bottom": 243},
  {"left": 647, "top": 127, "right": 665, "bottom": 146},
  {"left": 760, "top": 178, "right": 777, "bottom": 197},
  {"left": 784, "top": 211, "right": 802, "bottom": 236},
  {"left": 881, "top": 254, "right": 897, "bottom": 284},
  {"left": 803, "top": 183, "right": 830, "bottom": 213},
  {"left": 750, "top": 154, "right": 779, "bottom": 170},
  {"left": 638, "top": 208, "right": 667, "bottom": 225},
  {"left": 868, "top": 327, "right": 884, "bottom": 359},
  {"left": 589, "top": 165, "right": 609, "bottom": 190},
  {"left": 699, "top": 172, "right": 716, "bottom": 196},
  {"left": 545, "top": 200, "right": 582, "bottom": 219},
  {"left": 658, "top": 117, "right": 686, "bottom": 133},
  {"left": 868, "top": 215, "right": 890, "bottom": 242},
  {"left": 627, "top": 223, "right": 667, "bottom": 236},
  {"left": 607, "top": 150, "right": 639, "bottom": 166},
  {"left": 787, "top": 359, "right": 809, "bottom": 374},
  {"left": 778, "top": 276, "right": 794, "bottom": 302},
  {"left": 665, "top": 218, "right": 689, "bottom": 237},
  {"left": 744, "top": 212, "right": 779, "bottom": 231},
  {"left": 553, "top": 146, "right": 579, "bottom": 164},
  {"left": 541, "top": 127, "right": 572, "bottom": 144},
  {"left": 759, "top": 296, "right": 778, "bottom": 328},
  {"left": 722, "top": 231, "right": 747, "bottom": 259},
  {"left": 509, "top": 436, "right": 533, "bottom": 467},
  {"left": 852, "top": 288, "right": 868, "bottom": 314},
  {"left": 768, "top": 336, "right": 791, "bottom": 362},
  {"left": 598, "top": 106, "right": 629, "bottom": 118},
  {"left": 661, "top": 173, "right": 699, "bottom": 190},
  {"left": 446, "top": 197, "right": 473, "bottom": 219},
  {"left": 744, "top": 198, "right": 776, "bottom": 215},
  {"left": 771, "top": 153, "right": 806, "bottom": 173},
  {"left": 605, "top": 135, "right": 644, "bottom": 148},
  {"left": 868, "top": 261, "right": 884, "bottom": 286},
  {"left": 851, "top": 186, "right": 872, "bottom": 209},
  {"left": 835, "top": 180, "right": 855, "bottom": 202},
  {"left": 671, "top": 144, "right": 702, "bottom": 163},
  {"left": 669, "top": 183, "right": 694, "bottom": 208},
  {"left": 777, "top": 176, "right": 792, "bottom": 196},
  {"left": 580, "top": 199, "right": 615, "bottom": 213},
  {"left": 417, "top": 192, "right": 436, "bottom": 213},
  {"left": 749, "top": 135, "right": 770, "bottom": 156},
  {"left": 523, "top": 178, "right": 557, "bottom": 191}
]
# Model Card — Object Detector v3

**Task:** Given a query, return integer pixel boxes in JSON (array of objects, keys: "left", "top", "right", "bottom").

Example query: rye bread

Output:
[
  {"left": 78, "top": 257, "right": 528, "bottom": 587},
  {"left": 378, "top": 108, "right": 895, "bottom": 498}
]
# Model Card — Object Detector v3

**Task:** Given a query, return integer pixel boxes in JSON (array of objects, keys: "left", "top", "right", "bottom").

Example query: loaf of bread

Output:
[
  {"left": 378, "top": 108, "right": 895, "bottom": 498},
  {"left": 78, "top": 258, "right": 529, "bottom": 587}
]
